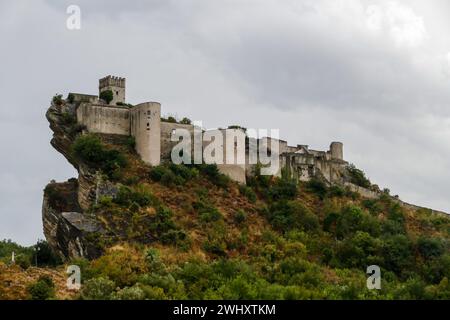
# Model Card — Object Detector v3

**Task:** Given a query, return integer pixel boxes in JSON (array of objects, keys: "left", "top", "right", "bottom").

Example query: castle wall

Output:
[
  {"left": 76, "top": 104, "right": 130, "bottom": 136},
  {"left": 216, "top": 128, "right": 246, "bottom": 184},
  {"left": 70, "top": 93, "right": 98, "bottom": 104},
  {"left": 130, "top": 102, "right": 161, "bottom": 166},
  {"left": 160, "top": 122, "right": 194, "bottom": 160}
]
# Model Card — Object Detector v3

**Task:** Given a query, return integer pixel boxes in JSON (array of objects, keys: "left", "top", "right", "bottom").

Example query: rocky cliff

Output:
[{"left": 43, "top": 100, "right": 108, "bottom": 259}]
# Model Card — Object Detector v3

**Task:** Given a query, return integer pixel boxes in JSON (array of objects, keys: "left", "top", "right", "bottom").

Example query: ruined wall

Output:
[
  {"left": 76, "top": 104, "right": 130, "bottom": 136},
  {"left": 69, "top": 93, "right": 98, "bottom": 104},
  {"left": 130, "top": 102, "right": 161, "bottom": 166}
]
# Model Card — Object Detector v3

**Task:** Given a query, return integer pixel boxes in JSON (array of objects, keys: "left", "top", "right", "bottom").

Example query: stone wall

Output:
[
  {"left": 76, "top": 104, "right": 130, "bottom": 136},
  {"left": 160, "top": 122, "right": 195, "bottom": 160}
]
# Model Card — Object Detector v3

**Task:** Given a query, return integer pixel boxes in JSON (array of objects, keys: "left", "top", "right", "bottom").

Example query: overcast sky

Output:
[{"left": 1, "top": 0, "right": 450, "bottom": 245}]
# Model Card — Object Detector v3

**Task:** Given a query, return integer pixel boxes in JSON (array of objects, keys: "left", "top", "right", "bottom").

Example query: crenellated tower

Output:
[{"left": 99, "top": 75, "right": 126, "bottom": 105}]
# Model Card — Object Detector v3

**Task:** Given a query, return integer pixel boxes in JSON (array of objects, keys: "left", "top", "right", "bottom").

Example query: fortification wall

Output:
[
  {"left": 70, "top": 93, "right": 98, "bottom": 104},
  {"left": 76, "top": 104, "right": 130, "bottom": 136},
  {"left": 160, "top": 122, "right": 195, "bottom": 160},
  {"left": 130, "top": 102, "right": 161, "bottom": 166},
  {"left": 216, "top": 129, "right": 246, "bottom": 184}
]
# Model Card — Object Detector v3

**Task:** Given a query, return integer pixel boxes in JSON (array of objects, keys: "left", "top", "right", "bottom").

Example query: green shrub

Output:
[
  {"left": 305, "top": 178, "right": 328, "bottom": 199},
  {"left": 382, "top": 235, "right": 414, "bottom": 276},
  {"left": 81, "top": 277, "right": 115, "bottom": 300},
  {"left": 267, "top": 200, "right": 319, "bottom": 232},
  {"left": 198, "top": 164, "right": 230, "bottom": 188},
  {"left": 334, "top": 205, "right": 381, "bottom": 239},
  {"left": 417, "top": 237, "right": 444, "bottom": 259},
  {"left": 193, "top": 199, "right": 223, "bottom": 223},
  {"left": 112, "top": 285, "right": 146, "bottom": 300},
  {"left": 125, "top": 136, "right": 136, "bottom": 150},
  {"left": 52, "top": 94, "right": 63, "bottom": 106},
  {"left": 239, "top": 185, "right": 257, "bottom": 203},
  {"left": 149, "top": 165, "right": 170, "bottom": 182},
  {"left": 32, "top": 240, "right": 62, "bottom": 267},
  {"left": 327, "top": 185, "right": 345, "bottom": 198},
  {"left": 72, "top": 134, "right": 127, "bottom": 178},
  {"left": 27, "top": 276, "right": 55, "bottom": 300},
  {"left": 114, "top": 185, "right": 154, "bottom": 208},
  {"left": 362, "top": 199, "right": 383, "bottom": 216},
  {"left": 346, "top": 164, "right": 371, "bottom": 188},
  {"left": 100, "top": 90, "right": 114, "bottom": 104},
  {"left": 149, "top": 165, "right": 187, "bottom": 186},
  {"left": 16, "top": 254, "right": 31, "bottom": 269},
  {"left": 169, "top": 164, "right": 197, "bottom": 181},
  {"left": 269, "top": 177, "right": 297, "bottom": 201},
  {"left": 335, "top": 231, "right": 383, "bottom": 268},
  {"left": 234, "top": 210, "right": 248, "bottom": 224},
  {"left": 180, "top": 117, "right": 192, "bottom": 125}
]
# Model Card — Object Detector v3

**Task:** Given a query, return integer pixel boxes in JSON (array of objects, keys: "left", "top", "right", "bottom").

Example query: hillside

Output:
[{"left": 2, "top": 95, "right": 450, "bottom": 300}]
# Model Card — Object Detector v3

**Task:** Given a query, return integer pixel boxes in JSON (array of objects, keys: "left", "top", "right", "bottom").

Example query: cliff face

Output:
[{"left": 43, "top": 101, "right": 106, "bottom": 260}]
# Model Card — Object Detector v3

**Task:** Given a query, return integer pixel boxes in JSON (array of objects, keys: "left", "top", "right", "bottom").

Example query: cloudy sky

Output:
[{"left": 1, "top": 0, "right": 450, "bottom": 245}]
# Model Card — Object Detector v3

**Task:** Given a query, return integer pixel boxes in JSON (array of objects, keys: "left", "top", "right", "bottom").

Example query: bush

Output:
[
  {"left": 267, "top": 200, "right": 319, "bottom": 232},
  {"left": 72, "top": 134, "right": 127, "bottom": 178},
  {"left": 334, "top": 205, "right": 381, "bottom": 239},
  {"left": 234, "top": 210, "right": 248, "bottom": 224},
  {"left": 149, "top": 165, "right": 188, "bottom": 186},
  {"left": 335, "top": 231, "right": 383, "bottom": 268},
  {"left": 382, "top": 235, "right": 414, "bottom": 276},
  {"left": 239, "top": 185, "right": 257, "bottom": 203},
  {"left": 327, "top": 185, "right": 345, "bottom": 198},
  {"left": 198, "top": 164, "right": 230, "bottom": 188},
  {"left": 125, "top": 136, "right": 136, "bottom": 150},
  {"left": 305, "top": 178, "right": 328, "bottom": 199},
  {"left": 169, "top": 164, "right": 197, "bottom": 181},
  {"left": 81, "top": 277, "right": 115, "bottom": 300},
  {"left": 52, "top": 94, "right": 63, "bottom": 106},
  {"left": 100, "top": 90, "right": 114, "bottom": 104},
  {"left": 269, "top": 177, "right": 297, "bottom": 201},
  {"left": 417, "top": 237, "right": 444, "bottom": 259},
  {"left": 27, "top": 276, "right": 55, "bottom": 300},
  {"left": 112, "top": 285, "right": 146, "bottom": 300},
  {"left": 193, "top": 199, "right": 223, "bottom": 223},
  {"left": 362, "top": 199, "right": 383, "bottom": 216},
  {"left": 180, "top": 117, "right": 192, "bottom": 125},
  {"left": 346, "top": 164, "right": 371, "bottom": 188},
  {"left": 32, "top": 240, "right": 62, "bottom": 267},
  {"left": 114, "top": 185, "right": 154, "bottom": 208}
]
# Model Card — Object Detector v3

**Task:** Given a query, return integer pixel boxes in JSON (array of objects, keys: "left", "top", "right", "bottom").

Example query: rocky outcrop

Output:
[
  {"left": 42, "top": 181, "right": 104, "bottom": 259},
  {"left": 43, "top": 101, "right": 108, "bottom": 260}
]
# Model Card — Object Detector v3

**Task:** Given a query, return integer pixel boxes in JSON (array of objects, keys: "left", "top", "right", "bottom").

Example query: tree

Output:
[
  {"left": 100, "top": 90, "right": 114, "bottom": 104},
  {"left": 27, "top": 276, "right": 55, "bottom": 300}
]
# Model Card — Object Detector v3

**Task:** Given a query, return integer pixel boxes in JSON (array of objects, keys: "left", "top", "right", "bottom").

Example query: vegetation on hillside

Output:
[{"left": 4, "top": 128, "right": 450, "bottom": 300}]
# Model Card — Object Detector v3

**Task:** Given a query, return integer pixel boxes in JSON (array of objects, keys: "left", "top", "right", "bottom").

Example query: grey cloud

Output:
[{"left": 1, "top": 0, "right": 449, "bottom": 245}]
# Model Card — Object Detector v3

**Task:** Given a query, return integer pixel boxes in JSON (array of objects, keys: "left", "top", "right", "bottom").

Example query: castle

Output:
[{"left": 70, "top": 76, "right": 349, "bottom": 185}]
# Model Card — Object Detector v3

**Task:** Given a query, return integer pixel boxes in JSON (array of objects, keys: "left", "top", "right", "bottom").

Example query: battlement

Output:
[
  {"left": 99, "top": 75, "right": 126, "bottom": 105},
  {"left": 99, "top": 75, "right": 126, "bottom": 89}
]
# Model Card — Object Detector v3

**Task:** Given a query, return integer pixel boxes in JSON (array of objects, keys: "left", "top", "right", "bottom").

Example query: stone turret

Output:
[
  {"left": 330, "top": 141, "right": 343, "bottom": 160},
  {"left": 99, "top": 75, "right": 126, "bottom": 105}
]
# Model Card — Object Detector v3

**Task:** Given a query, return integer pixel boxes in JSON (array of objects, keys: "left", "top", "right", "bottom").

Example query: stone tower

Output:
[
  {"left": 130, "top": 102, "right": 161, "bottom": 166},
  {"left": 99, "top": 75, "right": 126, "bottom": 105},
  {"left": 330, "top": 141, "right": 344, "bottom": 160}
]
